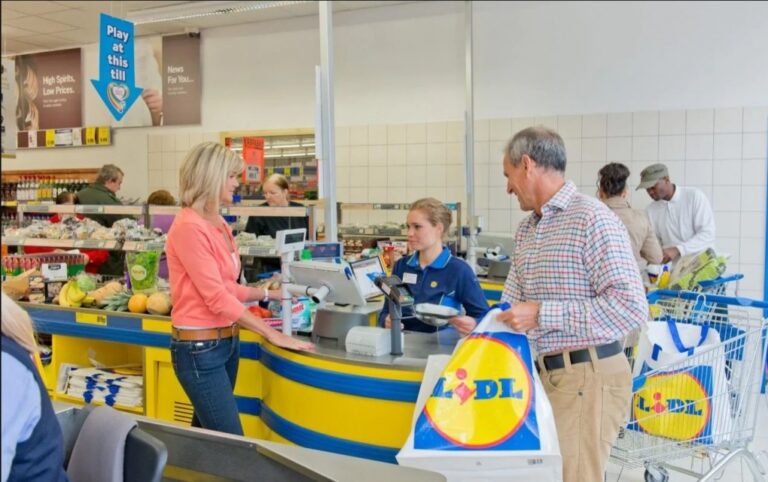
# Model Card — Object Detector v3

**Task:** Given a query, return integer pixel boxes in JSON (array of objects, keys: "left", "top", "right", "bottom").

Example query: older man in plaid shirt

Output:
[{"left": 498, "top": 126, "right": 648, "bottom": 482}]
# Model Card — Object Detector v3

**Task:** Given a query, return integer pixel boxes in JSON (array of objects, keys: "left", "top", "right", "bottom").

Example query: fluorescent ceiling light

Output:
[{"left": 127, "top": 1, "right": 311, "bottom": 26}]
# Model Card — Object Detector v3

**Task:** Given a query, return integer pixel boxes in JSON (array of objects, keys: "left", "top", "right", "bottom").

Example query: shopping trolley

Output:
[{"left": 610, "top": 289, "right": 768, "bottom": 482}]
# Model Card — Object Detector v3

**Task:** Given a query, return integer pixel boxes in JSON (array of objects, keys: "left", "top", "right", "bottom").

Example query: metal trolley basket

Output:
[{"left": 610, "top": 289, "right": 768, "bottom": 481}]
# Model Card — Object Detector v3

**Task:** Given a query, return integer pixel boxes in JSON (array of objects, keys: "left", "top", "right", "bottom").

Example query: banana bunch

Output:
[
  {"left": 58, "top": 280, "right": 96, "bottom": 308},
  {"left": 100, "top": 290, "right": 133, "bottom": 312}
]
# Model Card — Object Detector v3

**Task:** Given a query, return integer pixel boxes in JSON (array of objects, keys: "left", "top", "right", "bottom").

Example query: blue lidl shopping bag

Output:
[{"left": 397, "top": 305, "right": 561, "bottom": 481}]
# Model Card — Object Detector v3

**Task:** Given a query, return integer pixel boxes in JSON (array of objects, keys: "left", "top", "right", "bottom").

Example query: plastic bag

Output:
[
  {"left": 126, "top": 250, "right": 160, "bottom": 294},
  {"left": 396, "top": 304, "right": 561, "bottom": 481}
]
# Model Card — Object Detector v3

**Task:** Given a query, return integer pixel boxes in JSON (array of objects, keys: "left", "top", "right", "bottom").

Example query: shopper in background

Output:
[
  {"left": 244, "top": 173, "right": 309, "bottom": 276},
  {"left": 23, "top": 191, "right": 109, "bottom": 274},
  {"left": 166, "top": 142, "right": 313, "bottom": 436},
  {"left": 2, "top": 291, "right": 68, "bottom": 482},
  {"left": 378, "top": 198, "right": 488, "bottom": 337},
  {"left": 144, "top": 189, "right": 177, "bottom": 280},
  {"left": 77, "top": 164, "right": 125, "bottom": 276},
  {"left": 597, "top": 162, "right": 663, "bottom": 273},
  {"left": 637, "top": 162, "right": 716, "bottom": 264},
  {"left": 497, "top": 127, "right": 647, "bottom": 482},
  {"left": 76, "top": 164, "right": 124, "bottom": 228}
]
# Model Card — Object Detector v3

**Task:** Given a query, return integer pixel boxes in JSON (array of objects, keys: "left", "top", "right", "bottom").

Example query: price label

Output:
[
  {"left": 122, "top": 241, "right": 137, "bottom": 251},
  {"left": 4, "top": 237, "right": 23, "bottom": 246},
  {"left": 85, "top": 128, "right": 96, "bottom": 145},
  {"left": 76, "top": 312, "right": 107, "bottom": 326},
  {"left": 74, "top": 240, "right": 104, "bottom": 248},
  {"left": 78, "top": 205, "right": 104, "bottom": 214},
  {"left": 220, "top": 207, "right": 230, "bottom": 215},
  {"left": 45, "top": 130, "right": 55, "bottom": 147},
  {"left": 97, "top": 127, "right": 110, "bottom": 145}
]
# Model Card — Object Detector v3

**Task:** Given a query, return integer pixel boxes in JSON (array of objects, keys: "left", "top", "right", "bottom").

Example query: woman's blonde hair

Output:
[
  {"left": 1, "top": 290, "right": 38, "bottom": 353},
  {"left": 410, "top": 198, "right": 452, "bottom": 239},
  {"left": 178, "top": 142, "right": 243, "bottom": 211}
]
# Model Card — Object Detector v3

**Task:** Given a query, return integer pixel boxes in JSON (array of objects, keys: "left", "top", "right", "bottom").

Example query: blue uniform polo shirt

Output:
[{"left": 378, "top": 246, "right": 489, "bottom": 333}]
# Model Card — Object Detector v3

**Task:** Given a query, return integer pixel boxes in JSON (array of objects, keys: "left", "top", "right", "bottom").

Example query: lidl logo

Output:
[
  {"left": 414, "top": 332, "right": 540, "bottom": 451},
  {"left": 631, "top": 367, "right": 712, "bottom": 442}
]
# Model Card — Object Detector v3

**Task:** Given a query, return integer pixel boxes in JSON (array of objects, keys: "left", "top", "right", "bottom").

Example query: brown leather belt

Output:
[{"left": 171, "top": 325, "right": 239, "bottom": 341}]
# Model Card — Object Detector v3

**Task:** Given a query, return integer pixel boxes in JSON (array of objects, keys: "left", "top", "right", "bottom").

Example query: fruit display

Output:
[
  {"left": 57, "top": 279, "right": 96, "bottom": 308},
  {"left": 146, "top": 292, "right": 172, "bottom": 316}
]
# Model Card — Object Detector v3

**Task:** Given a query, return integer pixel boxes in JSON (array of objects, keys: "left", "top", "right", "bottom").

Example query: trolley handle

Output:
[
  {"left": 697, "top": 273, "right": 744, "bottom": 288},
  {"left": 648, "top": 289, "right": 768, "bottom": 309}
]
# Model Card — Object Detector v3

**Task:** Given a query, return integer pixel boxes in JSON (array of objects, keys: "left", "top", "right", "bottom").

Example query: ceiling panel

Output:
[
  {"left": 3, "top": 16, "right": 78, "bottom": 34},
  {"left": 2, "top": 7, "right": 27, "bottom": 20},
  {"left": 1, "top": 0, "right": 418, "bottom": 56},
  {"left": 38, "top": 8, "right": 100, "bottom": 27},
  {"left": 2, "top": 38, "right": 49, "bottom": 55},
  {"left": 14, "top": 35, "right": 79, "bottom": 50},
  {"left": 3, "top": 1, "right": 70, "bottom": 15}
]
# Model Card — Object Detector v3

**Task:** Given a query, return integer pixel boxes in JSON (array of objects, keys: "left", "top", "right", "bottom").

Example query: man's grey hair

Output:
[
  {"left": 96, "top": 164, "right": 124, "bottom": 184},
  {"left": 504, "top": 126, "right": 567, "bottom": 173}
]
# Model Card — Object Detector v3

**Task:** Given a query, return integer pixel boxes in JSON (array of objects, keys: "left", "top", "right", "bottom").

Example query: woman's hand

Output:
[
  {"left": 268, "top": 289, "right": 282, "bottom": 300},
  {"left": 267, "top": 331, "right": 314, "bottom": 351},
  {"left": 448, "top": 315, "right": 477, "bottom": 336},
  {"left": 383, "top": 315, "right": 404, "bottom": 330}
]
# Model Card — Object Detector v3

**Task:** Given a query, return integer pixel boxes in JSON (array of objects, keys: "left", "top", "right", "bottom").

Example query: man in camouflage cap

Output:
[{"left": 638, "top": 163, "right": 715, "bottom": 264}]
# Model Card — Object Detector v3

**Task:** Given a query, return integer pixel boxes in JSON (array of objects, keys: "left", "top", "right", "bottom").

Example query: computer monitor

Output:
[
  {"left": 289, "top": 260, "right": 367, "bottom": 306},
  {"left": 304, "top": 241, "right": 343, "bottom": 262},
  {"left": 349, "top": 256, "right": 387, "bottom": 300}
]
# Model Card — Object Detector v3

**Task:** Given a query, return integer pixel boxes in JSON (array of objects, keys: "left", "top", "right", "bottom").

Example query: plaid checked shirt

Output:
[{"left": 502, "top": 181, "right": 648, "bottom": 355}]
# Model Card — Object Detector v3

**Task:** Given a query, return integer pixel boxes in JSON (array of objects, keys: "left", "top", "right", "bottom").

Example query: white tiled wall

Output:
[
  {"left": 146, "top": 131, "right": 219, "bottom": 197},
  {"left": 146, "top": 107, "right": 767, "bottom": 299},
  {"left": 331, "top": 106, "right": 768, "bottom": 299}
]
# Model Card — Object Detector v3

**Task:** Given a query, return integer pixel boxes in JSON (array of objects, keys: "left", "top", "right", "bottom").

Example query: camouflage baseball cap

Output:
[{"left": 636, "top": 163, "right": 669, "bottom": 190}]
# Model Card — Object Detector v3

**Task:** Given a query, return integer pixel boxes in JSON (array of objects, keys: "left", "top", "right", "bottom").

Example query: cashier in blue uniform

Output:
[{"left": 378, "top": 198, "right": 488, "bottom": 336}]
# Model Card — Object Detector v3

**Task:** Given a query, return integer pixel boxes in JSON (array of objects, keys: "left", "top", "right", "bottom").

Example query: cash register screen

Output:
[{"left": 350, "top": 257, "right": 387, "bottom": 300}]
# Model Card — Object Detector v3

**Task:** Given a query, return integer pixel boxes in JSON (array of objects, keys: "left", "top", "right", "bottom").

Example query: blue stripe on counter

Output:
[
  {"left": 31, "top": 318, "right": 170, "bottom": 347},
  {"left": 246, "top": 396, "right": 398, "bottom": 463},
  {"left": 259, "top": 348, "right": 420, "bottom": 402},
  {"left": 483, "top": 288, "right": 502, "bottom": 301}
]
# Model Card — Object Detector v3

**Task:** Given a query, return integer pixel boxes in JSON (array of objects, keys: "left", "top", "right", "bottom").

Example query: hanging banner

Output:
[
  {"left": 14, "top": 48, "right": 82, "bottom": 132},
  {"left": 91, "top": 13, "right": 143, "bottom": 122},
  {"left": 1, "top": 58, "right": 18, "bottom": 154},
  {"left": 242, "top": 137, "right": 265, "bottom": 185},
  {"left": 162, "top": 34, "right": 201, "bottom": 125}
]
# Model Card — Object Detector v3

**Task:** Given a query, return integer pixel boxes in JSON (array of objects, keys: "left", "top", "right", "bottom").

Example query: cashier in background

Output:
[
  {"left": 243, "top": 174, "right": 310, "bottom": 276},
  {"left": 378, "top": 198, "right": 488, "bottom": 336}
]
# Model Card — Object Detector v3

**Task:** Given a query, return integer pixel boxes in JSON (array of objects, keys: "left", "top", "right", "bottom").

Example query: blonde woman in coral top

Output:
[{"left": 166, "top": 142, "right": 313, "bottom": 436}]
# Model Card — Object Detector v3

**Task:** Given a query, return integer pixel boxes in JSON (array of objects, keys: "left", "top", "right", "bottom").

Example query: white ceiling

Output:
[{"left": 1, "top": 0, "right": 412, "bottom": 56}]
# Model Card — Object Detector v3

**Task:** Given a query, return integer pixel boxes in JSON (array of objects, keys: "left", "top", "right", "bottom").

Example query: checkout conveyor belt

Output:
[{"left": 54, "top": 402, "right": 445, "bottom": 482}]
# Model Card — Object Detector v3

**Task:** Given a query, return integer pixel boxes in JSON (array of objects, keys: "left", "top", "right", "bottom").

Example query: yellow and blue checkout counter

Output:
[{"left": 22, "top": 278, "right": 504, "bottom": 465}]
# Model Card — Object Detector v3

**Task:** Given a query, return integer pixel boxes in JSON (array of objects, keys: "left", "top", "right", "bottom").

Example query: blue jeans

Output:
[{"left": 170, "top": 335, "right": 243, "bottom": 436}]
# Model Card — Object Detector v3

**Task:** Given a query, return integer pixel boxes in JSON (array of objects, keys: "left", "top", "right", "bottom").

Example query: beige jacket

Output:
[{"left": 604, "top": 196, "right": 663, "bottom": 272}]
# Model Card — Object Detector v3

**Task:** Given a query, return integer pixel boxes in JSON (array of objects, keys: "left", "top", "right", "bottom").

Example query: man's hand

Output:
[
  {"left": 448, "top": 315, "right": 477, "bottom": 336},
  {"left": 661, "top": 247, "right": 680, "bottom": 264},
  {"left": 141, "top": 89, "right": 163, "bottom": 126},
  {"left": 496, "top": 301, "right": 540, "bottom": 333}
]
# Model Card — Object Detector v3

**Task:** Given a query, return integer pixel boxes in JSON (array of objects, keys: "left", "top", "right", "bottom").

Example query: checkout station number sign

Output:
[{"left": 415, "top": 331, "right": 540, "bottom": 451}]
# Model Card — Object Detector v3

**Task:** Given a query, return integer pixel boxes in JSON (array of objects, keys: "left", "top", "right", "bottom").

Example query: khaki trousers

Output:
[{"left": 538, "top": 349, "right": 631, "bottom": 482}]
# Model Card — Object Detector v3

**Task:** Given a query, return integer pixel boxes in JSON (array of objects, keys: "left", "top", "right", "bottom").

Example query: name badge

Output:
[{"left": 403, "top": 272, "right": 417, "bottom": 284}]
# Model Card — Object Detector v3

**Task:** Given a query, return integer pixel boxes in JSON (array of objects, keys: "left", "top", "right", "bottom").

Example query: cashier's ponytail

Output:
[{"left": 410, "top": 198, "right": 452, "bottom": 240}]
